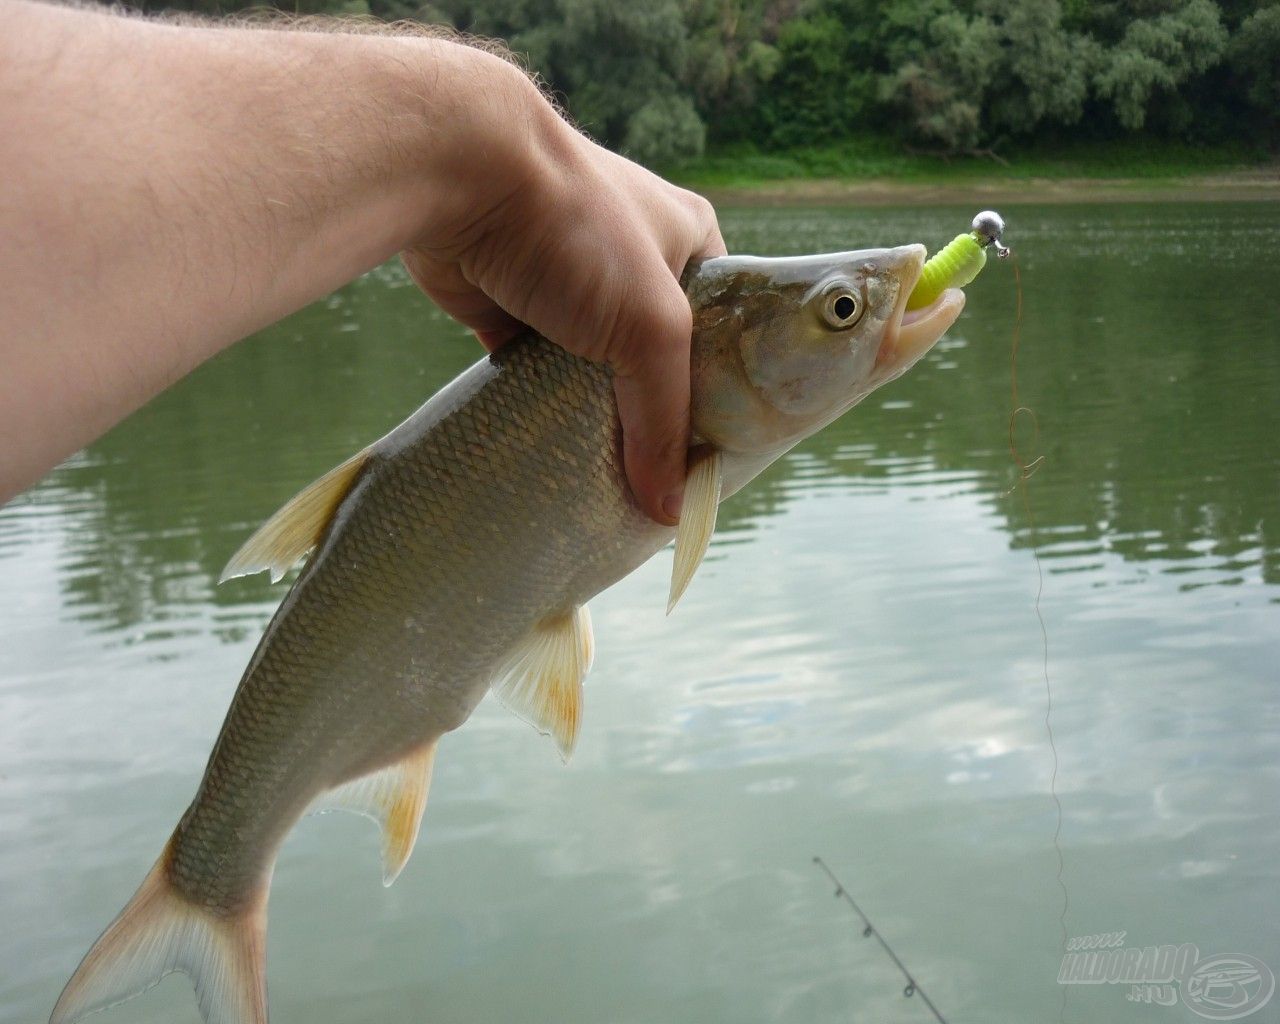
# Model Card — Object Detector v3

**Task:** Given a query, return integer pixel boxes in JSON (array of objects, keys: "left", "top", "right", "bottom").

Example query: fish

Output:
[{"left": 50, "top": 244, "right": 965, "bottom": 1024}]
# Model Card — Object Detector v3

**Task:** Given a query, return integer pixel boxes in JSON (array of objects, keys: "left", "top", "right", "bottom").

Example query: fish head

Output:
[{"left": 686, "top": 245, "right": 964, "bottom": 453}]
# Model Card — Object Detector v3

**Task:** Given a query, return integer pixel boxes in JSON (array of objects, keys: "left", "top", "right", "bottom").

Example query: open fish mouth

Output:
[
  {"left": 875, "top": 257, "right": 966, "bottom": 381},
  {"left": 895, "top": 288, "right": 966, "bottom": 362}
]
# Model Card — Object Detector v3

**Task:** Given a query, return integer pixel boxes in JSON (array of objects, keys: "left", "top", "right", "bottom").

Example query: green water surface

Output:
[{"left": 2, "top": 203, "right": 1277, "bottom": 1023}]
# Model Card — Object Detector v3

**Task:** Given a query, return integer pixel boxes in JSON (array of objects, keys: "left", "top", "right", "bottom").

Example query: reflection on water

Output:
[{"left": 2, "top": 204, "right": 1277, "bottom": 1024}]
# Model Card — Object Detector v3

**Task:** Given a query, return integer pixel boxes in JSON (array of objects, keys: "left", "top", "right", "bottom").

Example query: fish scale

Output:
[{"left": 168, "top": 335, "right": 659, "bottom": 915}]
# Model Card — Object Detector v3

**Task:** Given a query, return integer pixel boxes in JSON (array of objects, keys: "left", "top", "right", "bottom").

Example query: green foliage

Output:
[
  {"left": 1094, "top": 0, "right": 1229, "bottom": 129},
  {"left": 97, "top": 0, "right": 1280, "bottom": 161},
  {"left": 559, "top": 0, "right": 691, "bottom": 142},
  {"left": 624, "top": 93, "right": 707, "bottom": 165},
  {"left": 875, "top": 0, "right": 1102, "bottom": 150},
  {"left": 753, "top": 13, "right": 877, "bottom": 147},
  {"left": 1229, "top": 2, "right": 1280, "bottom": 115},
  {"left": 668, "top": 135, "right": 1265, "bottom": 188},
  {"left": 879, "top": 4, "right": 1000, "bottom": 150},
  {"left": 435, "top": 0, "right": 703, "bottom": 152},
  {"left": 681, "top": 0, "right": 782, "bottom": 133},
  {"left": 983, "top": 0, "right": 1096, "bottom": 136}
]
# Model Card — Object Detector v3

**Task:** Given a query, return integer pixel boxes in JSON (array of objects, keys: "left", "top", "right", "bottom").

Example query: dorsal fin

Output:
[
  {"left": 310, "top": 741, "right": 438, "bottom": 886},
  {"left": 492, "top": 606, "right": 594, "bottom": 762},
  {"left": 219, "top": 447, "right": 371, "bottom": 584},
  {"left": 667, "top": 448, "right": 723, "bottom": 614}
]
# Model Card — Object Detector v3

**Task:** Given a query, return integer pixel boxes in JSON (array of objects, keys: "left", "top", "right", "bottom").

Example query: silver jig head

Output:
[{"left": 971, "top": 210, "right": 1010, "bottom": 259}]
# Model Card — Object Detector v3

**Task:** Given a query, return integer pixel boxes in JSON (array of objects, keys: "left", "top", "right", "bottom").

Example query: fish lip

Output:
[
  {"left": 875, "top": 244, "right": 925, "bottom": 371},
  {"left": 875, "top": 276, "right": 966, "bottom": 382}
]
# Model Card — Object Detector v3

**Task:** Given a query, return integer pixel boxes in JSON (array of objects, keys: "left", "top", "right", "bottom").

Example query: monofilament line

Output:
[{"left": 1005, "top": 257, "right": 1069, "bottom": 1021}]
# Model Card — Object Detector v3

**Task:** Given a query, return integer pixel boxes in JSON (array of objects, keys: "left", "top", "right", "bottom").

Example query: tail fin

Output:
[{"left": 50, "top": 846, "right": 268, "bottom": 1024}]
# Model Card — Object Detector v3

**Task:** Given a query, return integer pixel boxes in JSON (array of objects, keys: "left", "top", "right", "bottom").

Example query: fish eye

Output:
[{"left": 821, "top": 286, "right": 864, "bottom": 330}]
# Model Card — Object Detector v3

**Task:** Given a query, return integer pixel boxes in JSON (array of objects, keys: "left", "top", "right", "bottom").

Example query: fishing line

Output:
[
  {"left": 1004, "top": 255, "right": 1069, "bottom": 1021},
  {"left": 812, "top": 856, "right": 949, "bottom": 1024}
]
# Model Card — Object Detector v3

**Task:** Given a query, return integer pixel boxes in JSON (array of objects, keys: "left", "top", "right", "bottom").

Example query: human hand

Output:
[
  {"left": 0, "top": 13, "right": 721, "bottom": 507},
  {"left": 399, "top": 61, "right": 725, "bottom": 526}
]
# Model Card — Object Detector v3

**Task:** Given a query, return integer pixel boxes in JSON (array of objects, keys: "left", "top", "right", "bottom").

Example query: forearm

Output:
[{"left": 0, "top": 3, "right": 547, "bottom": 499}]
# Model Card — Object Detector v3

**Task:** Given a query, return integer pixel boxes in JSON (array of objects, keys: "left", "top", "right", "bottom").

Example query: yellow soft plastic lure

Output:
[{"left": 907, "top": 211, "right": 1009, "bottom": 311}]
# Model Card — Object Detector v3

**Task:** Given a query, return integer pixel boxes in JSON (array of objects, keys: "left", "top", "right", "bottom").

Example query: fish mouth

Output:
[
  {"left": 874, "top": 253, "right": 966, "bottom": 381},
  {"left": 891, "top": 289, "right": 966, "bottom": 367}
]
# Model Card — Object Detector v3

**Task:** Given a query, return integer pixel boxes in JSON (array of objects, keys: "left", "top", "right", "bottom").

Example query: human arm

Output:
[{"left": 0, "top": 2, "right": 723, "bottom": 520}]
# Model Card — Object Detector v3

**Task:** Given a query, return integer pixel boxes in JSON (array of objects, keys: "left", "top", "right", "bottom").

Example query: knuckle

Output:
[
  {"left": 609, "top": 277, "right": 690, "bottom": 363},
  {"left": 675, "top": 187, "right": 716, "bottom": 226},
  {"left": 691, "top": 191, "right": 717, "bottom": 225},
  {"left": 655, "top": 284, "right": 693, "bottom": 336}
]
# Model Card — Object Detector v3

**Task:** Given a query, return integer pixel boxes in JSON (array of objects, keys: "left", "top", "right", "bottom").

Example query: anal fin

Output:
[
  {"left": 219, "top": 446, "right": 372, "bottom": 584},
  {"left": 310, "top": 741, "right": 438, "bottom": 886},
  {"left": 492, "top": 606, "right": 594, "bottom": 762},
  {"left": 667, "top": 447, "right": 723, "bottom": 614}
]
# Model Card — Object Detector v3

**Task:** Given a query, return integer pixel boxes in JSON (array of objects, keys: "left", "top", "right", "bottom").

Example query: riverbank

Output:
[
  {"left": 691, "top": 169, "right": 1280, "bottom": 207},
  {"left": 669, "top": 141, "right": 1279, "bottom": 206}
]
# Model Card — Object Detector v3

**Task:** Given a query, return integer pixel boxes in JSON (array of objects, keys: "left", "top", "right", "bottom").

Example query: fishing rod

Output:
[{"left": 811, "top": 856, "right": 949, "bottom": 1024}]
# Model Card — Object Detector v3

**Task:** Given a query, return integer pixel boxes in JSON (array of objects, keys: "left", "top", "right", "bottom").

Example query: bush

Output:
[{"left": 624, "top": 94, "right": 707, "bottom": 167}]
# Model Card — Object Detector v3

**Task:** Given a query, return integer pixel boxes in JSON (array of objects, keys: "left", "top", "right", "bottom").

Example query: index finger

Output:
[
  {"left": 611, "top": 277, "right": 693, "bottom": 526},
  {"left": 617, "top": 195, "right": 724, "bottom": 525}
]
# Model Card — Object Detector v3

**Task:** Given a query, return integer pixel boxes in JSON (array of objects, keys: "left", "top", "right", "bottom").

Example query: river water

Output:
[{"left": 2, "top": 202, "right": 1277, "bottom": 1023}]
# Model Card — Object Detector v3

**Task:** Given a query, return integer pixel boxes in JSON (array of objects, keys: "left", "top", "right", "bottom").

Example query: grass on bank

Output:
[{"left": 667, "top": 137, "right": 1274, "bottom": 190}]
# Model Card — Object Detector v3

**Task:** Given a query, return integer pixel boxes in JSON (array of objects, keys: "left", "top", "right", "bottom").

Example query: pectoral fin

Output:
[
  {"left": 667, "top": 448, "right": 723, "bottom": 614},
  {"left": 492, "top": 606, "right": 594, "bottom": 762},
  {"left": 219, "top": 447, "right": 371, "bottom": 584},
  {"left": 310, "top": 741, "right": 438, "bottom": 886}
]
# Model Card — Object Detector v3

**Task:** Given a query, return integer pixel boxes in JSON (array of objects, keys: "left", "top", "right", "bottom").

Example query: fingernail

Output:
[{"left": 662, "top": 491, "right": 683, "bottom": 522}]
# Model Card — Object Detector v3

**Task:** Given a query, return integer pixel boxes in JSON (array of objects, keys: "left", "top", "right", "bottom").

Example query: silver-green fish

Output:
[{"left": 52, "top": 244, "right": 965, "bottom": 1024}]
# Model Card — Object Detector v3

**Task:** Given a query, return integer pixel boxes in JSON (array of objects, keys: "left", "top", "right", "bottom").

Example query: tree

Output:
[
  {"left": 683, "top": 0, "right": 785, "bottom": 142},
  {"left": 624, "top": 94, "right": 707, "bottom": 165},
  {"left": 752, "top": 10, "right": 877, "bottom": 147},
  {"left": 981, "top": 0, "right": 1096, "bottom": 137},
  {"left": 1229, "top": 2, "right": 1280, "bottom": 128},
  {"left": 880, "top": 6, "right": 1001, "bottom": 151},
  {"left": 1093, "top": 0, "right": 1228, "bottom": 129},
  {"left": 86, "top": 0, "right": 1272, "bottom": 159}
]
